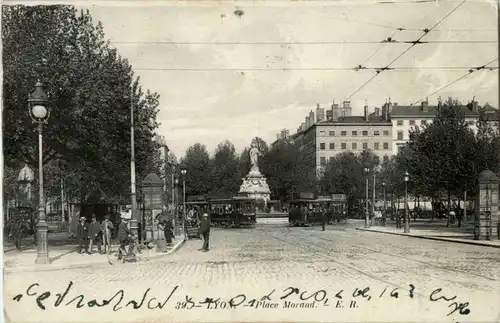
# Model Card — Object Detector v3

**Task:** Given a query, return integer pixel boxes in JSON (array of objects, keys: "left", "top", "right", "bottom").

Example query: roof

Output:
[
  {"left": 391, "top": 104, "right": 498, "bottom": 118},
  {"left": 478, "top": 170, "right": 498, "bottom": 182},
  {"left": 315, "top": 115, "right": 391, "bottom": 126}
]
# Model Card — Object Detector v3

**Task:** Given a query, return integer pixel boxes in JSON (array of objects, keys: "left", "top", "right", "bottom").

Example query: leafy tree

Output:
[
  {"left": 179, "top": 144, "right": 211, "bottom": 196},
  {"left": 264, "top": 140, "right": 315, "bottom": 201},
  {"left": 239, "top": 147, "right": 251, "bottom": 178},
  {"left": 396, "top": 100, "right": 477, "bottom": 207},
  {"left": 2, "top": 5, "right": 160, "bottom": 203},
  {"left": 210, "top": 141, "right": 241, "bottom": 196}
]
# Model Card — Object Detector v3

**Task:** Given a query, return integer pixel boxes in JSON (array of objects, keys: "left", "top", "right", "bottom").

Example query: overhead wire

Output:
[
  {"left": 110, "top": 40, "right": 496, "bottom": 45},
  {"left": 131, "top": 66, "right": 498, "bottom": 72},
  {"left": 343, "top": 0, "right": 468, "bottom": 101},
  {"left": 412, "top": 57, "right": 499, "bottom": 105}
]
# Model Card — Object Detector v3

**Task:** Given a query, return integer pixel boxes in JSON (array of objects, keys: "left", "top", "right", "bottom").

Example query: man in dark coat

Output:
[
  {"left": 199, "top": 211, "right": 211, "bottom": 252},
  {"left": 88, "top": 215, "right": 102, "bottom": 254},
  {"left": 77, "top": 216, "right": 89, "bottom": 254},
  {"left": 320, "top": 209, "right": 327, "bottom": 231}
]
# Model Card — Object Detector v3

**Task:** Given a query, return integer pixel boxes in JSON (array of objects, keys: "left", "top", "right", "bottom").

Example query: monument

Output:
[{"left": 239, "top": 144, "right": 271, "bottom": 210}]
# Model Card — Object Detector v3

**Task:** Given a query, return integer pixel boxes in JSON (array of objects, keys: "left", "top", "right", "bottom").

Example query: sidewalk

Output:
[
  {"left": 4, "top": 237, "right": 185, "bottom": 273},
  {"left": 356, "top": 220, "right": 500, "bottom": 248}
]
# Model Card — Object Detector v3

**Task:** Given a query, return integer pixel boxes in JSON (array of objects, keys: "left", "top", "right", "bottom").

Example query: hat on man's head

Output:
[{"left": 79, "top": 216, "right": 86, "bottom": 221}]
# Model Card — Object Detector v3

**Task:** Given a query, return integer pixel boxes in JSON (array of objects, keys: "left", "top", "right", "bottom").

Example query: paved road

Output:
[{"left": 5, "top": 220, "right": 499, "bottom": 323}]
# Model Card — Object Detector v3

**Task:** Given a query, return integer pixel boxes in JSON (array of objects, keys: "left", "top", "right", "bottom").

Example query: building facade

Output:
[
  {"left": 296, "top": 106, "right": 392, "bottom": 177},
  {"left": 385, "top": 99, "right": 499, "bottom": 154}
]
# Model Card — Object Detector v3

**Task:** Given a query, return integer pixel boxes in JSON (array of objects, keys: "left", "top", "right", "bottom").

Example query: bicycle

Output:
[{"left": 107, "top": 236, "right": 149, "bottom": 265}]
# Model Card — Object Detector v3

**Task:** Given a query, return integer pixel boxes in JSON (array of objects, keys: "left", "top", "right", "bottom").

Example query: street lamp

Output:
[
  {"left": 129, "top": 84, "right": 138, "bottom": 238},
  {"left": 364, "top": 167, "right": 370, "bottom": 228},
  {"left": 404, "top": 171, "right": 410, "bottom": 233},
  {"left": 174, "top": 177, "right": 179, "bottom": 235},
  {"left": 28, "top": 81, "right": 50, "bottom": 264},
  {"left": 180, "top": 167, "right": 187, "bottom": 239},
  {"left": 382, "top": 182, "right": 386, "bottom": 226}
]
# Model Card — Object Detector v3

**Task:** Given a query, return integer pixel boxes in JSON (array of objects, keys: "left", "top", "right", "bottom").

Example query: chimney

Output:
[
  {"left": 316, "top": 103, "right": 325, "bottom": 122},
  {"left": 326, "top": 110, "right": 333, "bottom": 121},
  {"left": 375, "top": 107, "right": 380, "bottom": 116},
  {"left": 364, "top": 105, "right": 369, "bottom": 122},
  {"left": 305, "top": 116, "right": 310, "bottom": 128},
  {"left": 309, "top": 110, "right": 315, "bottom": 125},
  {"left": 421, "top": 97, "right": 429, "bottom": 112},
  {"left": 300, "top": 122, "right": 305, "bottom": 131}
]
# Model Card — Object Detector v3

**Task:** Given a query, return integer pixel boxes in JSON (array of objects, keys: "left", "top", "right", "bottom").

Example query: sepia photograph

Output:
[{"left": 2, "top": 0, "right": 499, "bottom": 322}]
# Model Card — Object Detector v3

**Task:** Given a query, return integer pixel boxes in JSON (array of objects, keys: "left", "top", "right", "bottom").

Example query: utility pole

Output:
[{"left": 130, "top": 83, "right": 138, "bottom": 237}]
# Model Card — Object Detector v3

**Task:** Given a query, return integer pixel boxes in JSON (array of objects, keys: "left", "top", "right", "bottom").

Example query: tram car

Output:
[
  {"left": 288, "top": 193, "right": 323, "bottom": 227},
  {"left": 288, "top": 193, "right": 348, "bottom": 226},
  {"left": 209, "top": 195, "right": 257, "bottom": 228}
]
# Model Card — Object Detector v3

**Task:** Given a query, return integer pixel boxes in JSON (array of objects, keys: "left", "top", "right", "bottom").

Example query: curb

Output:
[
  {"left": 4, "top": 239, "right": 187, "bottom": 274},
  {"left": 356, "top": 227, "right": 500, "bottom": 249}
]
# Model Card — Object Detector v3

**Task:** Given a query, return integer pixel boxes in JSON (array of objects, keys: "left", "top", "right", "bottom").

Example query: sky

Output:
[{"left": 76, "top": 0, "right": 498, "bottom": 158}]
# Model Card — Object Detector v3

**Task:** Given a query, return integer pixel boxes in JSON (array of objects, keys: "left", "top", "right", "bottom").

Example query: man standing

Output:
[
  {"left": 101, "top": 214, "right": 114, "bottom": 254},
  {"left": 199, "top": 210, "right": 211, "bottom": 252},
  {"left": 77, "top": 216, "right": 89, "bottom": 254},
  {"left": 88, "top": 215, "right": 102, "bottom": 254}
]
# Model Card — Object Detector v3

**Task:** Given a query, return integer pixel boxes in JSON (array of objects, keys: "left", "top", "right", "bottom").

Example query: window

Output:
[
  {"left": 397, "top": 120, "right": 403, "bottom": 126},
  {"left": 319, "top": 131, "right": 326, "bottom": 136},
  {"left": 374, "top": 142, "right": 380, "bottom": 150},
  {"left": 397, "top": 131, "right": 404, "bottom": 140},
  {"left": 409, "top": 120, "right": 416, "bottom": 126},
  {"left": 320, "top": 143, "right": 325, "bottom": 150},
  {"left": 341, "top": 131, "right": 347, "bottom": 136},
  {"left": 383, "top": 142, "right": 389, "bottom": 150},
  {"left": 362, "top": 131, "right": 368, "bottom": 136},
  {"left": 329, "top": 143, "right": 335, "bottom": 150},
  {"left": 352, "top": 142, "right": 357, "bottom": 149},
  {"left": 320, "top": 157, "right": 326, "bottom": 166},
  {"left": 341, "top": 143, "right": 346, "bottom": 150},
  {"left": 383, "top": 130, "right": 389, "bottom": 136},
  {"left": 374, "top": 130, "right": 380, "bottom": 136},
  {"left": 362, "top": 142, "right": 368, "bottom": 150},
  {"left": 352, "top": 131, "right": 358, "bottom": 136},
  {"left": 329, "top": 131, "right": 335, "bottom": 136}
]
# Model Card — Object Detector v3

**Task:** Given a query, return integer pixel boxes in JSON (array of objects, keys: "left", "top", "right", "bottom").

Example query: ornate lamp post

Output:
[
  {"left": 180, "top": 167, "right": 187, "bottom": 239},
  {"left": 129, "top": 85, "right": 139, "bottom": 238},
  {"left": 28, "top": 81, "right": 50, "bottom": 264},
  {"left": 174, "top": 177, "right": 180, "bottom": 235},
  {"left": 404, "top": 171, "right": 410, "bottom": 233},
  {"left": 364, "top": 167, "right": 370, "bottom": 228}
]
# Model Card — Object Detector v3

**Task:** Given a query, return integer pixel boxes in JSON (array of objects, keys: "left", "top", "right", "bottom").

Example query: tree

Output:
[
  {"left": 264, "top": 140, "right": 315, "bottom": 201},
  {"left": 210, "top": 141, "right": 241, "bottom": 196},
  {"left": 180, "top": 144, "right": 211, "bottom": 196},
  {"left": 239, "top": 147, "right": 251, "bottom": 178},
  {"left": 2, "top": 6, "right": 161, "bottom": 203},
  {"left": 396, "top": 100, "right": 477, "bottom": 207}
]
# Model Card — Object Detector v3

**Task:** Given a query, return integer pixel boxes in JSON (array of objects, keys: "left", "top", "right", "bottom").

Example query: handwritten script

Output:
[{"left": 12, "top": 282, "right": 470, "bottom": 317}]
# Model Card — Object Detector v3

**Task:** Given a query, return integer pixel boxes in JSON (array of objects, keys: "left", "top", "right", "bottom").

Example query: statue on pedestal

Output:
[{"left": 249, "top": 144, "right": 261, "bottom": 171}]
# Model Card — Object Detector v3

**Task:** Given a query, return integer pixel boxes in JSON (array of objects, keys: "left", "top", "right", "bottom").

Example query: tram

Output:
[
  {"left": 288, "top": 193, "right": 348, "bottom": 226},
  {"left": 209, "top": 195, "right": 257, "bottom": 228}
]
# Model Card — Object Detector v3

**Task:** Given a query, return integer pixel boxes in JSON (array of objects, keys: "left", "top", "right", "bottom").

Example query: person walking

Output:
[
  {"left": 101, "top": 214, "right": 114, "bottom": 254},
  {"left": 77, "top": 216, "right": 89, "bottom": 254},
  {"left": 88, "top": 215, "right": 102, "bottom": 254},
  {"left": 199, "top": 210, "right": 211, "bottom": 252}
]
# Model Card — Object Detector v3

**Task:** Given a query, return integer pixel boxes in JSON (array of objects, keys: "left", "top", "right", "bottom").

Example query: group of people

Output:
[{"left": 77, "top": 214, "right": 132, "bottom": 254}]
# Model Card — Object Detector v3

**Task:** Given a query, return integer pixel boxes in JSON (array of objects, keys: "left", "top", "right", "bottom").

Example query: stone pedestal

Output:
[{"left": 239, "top": 167, "right": 271, "bottom": 210}]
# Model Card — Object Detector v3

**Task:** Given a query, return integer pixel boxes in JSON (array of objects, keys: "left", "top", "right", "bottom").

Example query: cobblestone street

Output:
[{"left": 5, "top": 219, "right": 500, "bottom": 323}]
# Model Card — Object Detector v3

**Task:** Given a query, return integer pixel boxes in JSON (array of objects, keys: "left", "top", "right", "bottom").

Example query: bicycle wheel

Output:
[{"left": 107, "top": 247, "right": 123, "bottom": 265}]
